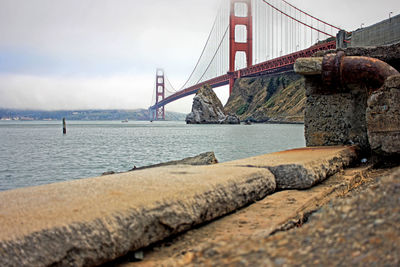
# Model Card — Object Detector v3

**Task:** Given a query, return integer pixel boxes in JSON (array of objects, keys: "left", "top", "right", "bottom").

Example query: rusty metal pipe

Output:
[
  {"left": 295, "top": 52, "right": 399, "bottom": 92},
  {"left": 340, "top": 56, "right": 399, "bottom": 89},
  {"left": 322, "top": 51, "right": 399, "bottom": 91}
]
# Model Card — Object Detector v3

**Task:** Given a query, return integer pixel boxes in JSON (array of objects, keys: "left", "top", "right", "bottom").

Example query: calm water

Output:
[{"left": 0, "top": 121, "right": 305, "bottom": 191}]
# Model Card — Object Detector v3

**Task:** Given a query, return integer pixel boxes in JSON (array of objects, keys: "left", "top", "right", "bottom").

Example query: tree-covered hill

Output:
[{"left": 0, "top": 109, "right": 186, "bottom": 121}]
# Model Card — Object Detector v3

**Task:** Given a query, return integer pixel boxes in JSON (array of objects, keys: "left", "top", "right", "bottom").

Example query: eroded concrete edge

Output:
[
  {"left": 0, "top": 168, "right": 275, "bottom": 267},
  {"left": 271, "top": 148, "right": 358, "bottom": 189},
  {"left": 269, "top": 165, "right": 373, "bottom": 236},
  {"left": 231, "top": 147, "right": 359, "bottom": 189}
]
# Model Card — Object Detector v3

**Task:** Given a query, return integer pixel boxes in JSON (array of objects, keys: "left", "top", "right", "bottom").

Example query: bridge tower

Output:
[
  {"left": 229, "top": 0, "right": 253, "bottom": 94},
  {"left": 154, "top": 68, "right": 165, "bottom": 121}
]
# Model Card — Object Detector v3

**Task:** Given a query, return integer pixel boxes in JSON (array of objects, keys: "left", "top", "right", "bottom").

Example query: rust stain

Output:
[{"left": 322, "top": 53, "right": 399, "bottom": 92}]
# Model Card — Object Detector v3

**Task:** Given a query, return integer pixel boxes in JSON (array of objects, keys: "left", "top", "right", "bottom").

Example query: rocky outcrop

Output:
[
  {"left": 224, "top": 72, "right": 305, "bottom": 123},
  {"left": 131, "top": 152, "right": 218, "bottom": 171},
  {"left": 103, "top": 152, "right": 219, "bottom": 175},
  {"left": 186, "top": 85, "right": 240, "bottom": 124}
]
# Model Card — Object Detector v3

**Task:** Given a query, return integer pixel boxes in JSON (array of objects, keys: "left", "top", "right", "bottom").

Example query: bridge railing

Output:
[{"left": 239, "top": 40, "right": 336, "bottom": 77}]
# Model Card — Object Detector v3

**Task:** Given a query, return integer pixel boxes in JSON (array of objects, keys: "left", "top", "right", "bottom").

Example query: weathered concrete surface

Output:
[
  {"left": 305, "top": 91, "right": 369, "bottom": 149},
  {"left": 168, "top": 167, "right": 400, "bottom": 267},
  {"left": 222, "top": 146, "right": 358, "bottom": 189},
  {"left": 294, "top": 57, "right": 323, "bottom": 75},
  {"left": 0, "top": 146, "right": 358, "bottom": 266},
  {"left": 302, "top": 44, "right": 400, "bottom": 150},
  {"left": 350, "top": 14, "right": 400, "bottom": 47},
  {"left": 121, "top": 165, "right": 373, "bottom": 267},
  {"left": 367, "top": 75, "right": 400, "bottom": 155},
  {"left": 0, "top": 165, "right": 275, "bottom": 267}
]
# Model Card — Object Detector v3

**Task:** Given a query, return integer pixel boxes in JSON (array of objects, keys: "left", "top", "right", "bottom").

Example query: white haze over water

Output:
[{"left": 0, "top": 0, "right": 399, "bottom": 113}]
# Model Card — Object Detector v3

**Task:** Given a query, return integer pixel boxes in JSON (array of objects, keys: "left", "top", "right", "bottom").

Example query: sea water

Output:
[{"left": 0, "top": 121, "right": 305, "bottom": 191}]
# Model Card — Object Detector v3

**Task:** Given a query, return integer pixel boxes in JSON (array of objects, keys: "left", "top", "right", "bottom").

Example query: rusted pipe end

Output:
[
  {"left": 322, "top": 51, "right": 345, "bottom": 88},
  {"left": 341, "top": 56, "right": 399, "bottom": 91},
  {"left": 321, "top": 52, "right": 399, "bottom": 92}
]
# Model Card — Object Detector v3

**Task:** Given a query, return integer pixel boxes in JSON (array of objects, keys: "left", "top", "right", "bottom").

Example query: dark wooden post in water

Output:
[{"left": 63, "top": 118, "right": 66, "bottom": 135}]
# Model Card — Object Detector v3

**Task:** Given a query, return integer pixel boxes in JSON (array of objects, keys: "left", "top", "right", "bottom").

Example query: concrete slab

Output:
[
  {"left": 222, "top": 146, "right": 358, "bottom": 189},
  {"left": 0, "top": 164, "right": 275, "bottom": 267},
  {"left": 119, "top": 165, "right": 372, "bottom": 267},
  {"left": 0, "top": 146, "right": 358, "bottom": 266}
]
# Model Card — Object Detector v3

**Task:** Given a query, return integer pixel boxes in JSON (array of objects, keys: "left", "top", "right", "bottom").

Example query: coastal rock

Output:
[
  {"left": 186, "top": 85, "right": 240, "bottom": 124},
  {"left": 224, "top": 114, "right": 241, "bottom": 124},
  {"left": 366, "top": 75, "right": 400, "bottom": 155},
  {"left": 224, "top": 72, "right": 305, "bottom": 123},
  {"left": 102, "top": 152, "right": 219, "bottom": 175},
  {"left": 131, "top": 152, "right": 218, "bottom": 171}
]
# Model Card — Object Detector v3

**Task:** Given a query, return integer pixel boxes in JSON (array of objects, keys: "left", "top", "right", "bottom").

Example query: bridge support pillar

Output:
[
  {"left": 155, "top": 69, "right": 165, "bottom": 121},
  {"left": 228, "top": 72, "right": 237, "bottom": 95},
  {"left": 229, "top": 0, "right": 252, "bottom": 95},
  {"left": 229, "top": 76, "right": 235, "bottom": 95}
]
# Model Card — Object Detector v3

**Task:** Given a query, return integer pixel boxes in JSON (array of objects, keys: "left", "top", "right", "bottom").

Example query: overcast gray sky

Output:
[{"left": 0, "top": 0, "right": 398, "bottom": 113}]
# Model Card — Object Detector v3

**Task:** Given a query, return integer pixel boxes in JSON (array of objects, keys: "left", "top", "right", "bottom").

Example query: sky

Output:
[{"left": 0, "top": 0, "right": 399, "bottom": 113}]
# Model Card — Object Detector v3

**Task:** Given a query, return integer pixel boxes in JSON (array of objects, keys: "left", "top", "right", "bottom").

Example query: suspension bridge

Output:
[{"left": 149, "top": 0, "right": 343, "bottom": 120}]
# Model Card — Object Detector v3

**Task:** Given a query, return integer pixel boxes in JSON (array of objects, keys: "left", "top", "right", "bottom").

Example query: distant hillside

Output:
[
  {"left": 0, "top": 109, "right": 186, "bottom": 121},
  {"left": 224, "top": 72, "right": 305, "bottom": 123}
]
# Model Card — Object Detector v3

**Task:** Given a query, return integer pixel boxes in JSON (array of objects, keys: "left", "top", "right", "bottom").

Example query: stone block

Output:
[
  {"left": 222, "top": 146, "right": 358, "bottom": 189},
  {"left": 300, "top": 43, "right": 400, "bottom": 152},
  {"left": 305, "top": 92, "right": 369, "bottom": 150},
  {"left": 0, "top": 164, "right": 275, "bottom": 267},
  {"left": 367, "top": 75, "right": 400, "bottom": 155}
]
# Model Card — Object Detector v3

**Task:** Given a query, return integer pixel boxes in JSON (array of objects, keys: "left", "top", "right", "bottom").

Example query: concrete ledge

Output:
[
  {"left": 0, "top": 146, "right": 358, "bottom": 266},
  {"left": 222, "top": 146, "right": 358, "bottom": 189},
  {"left": 0, "top": 165, "right": 275, "bottom": 267}
]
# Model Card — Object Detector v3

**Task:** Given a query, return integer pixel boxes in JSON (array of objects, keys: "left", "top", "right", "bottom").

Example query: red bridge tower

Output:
[
  {"left": 229, "top": 0, "right": 253, "bottom": 94},
  {"left": 154, "top": 68, "right": 165, "bottom": 121}
]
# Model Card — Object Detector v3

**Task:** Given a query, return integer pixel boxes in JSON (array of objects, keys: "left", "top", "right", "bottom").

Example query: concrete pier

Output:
[{"left": 0, "top": 146, "right": 357, "bottom": 267}]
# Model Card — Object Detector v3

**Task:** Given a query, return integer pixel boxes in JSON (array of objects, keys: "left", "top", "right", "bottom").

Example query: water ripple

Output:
[{"left": 0, "top": 121, "right": 305, "bottom": 191}]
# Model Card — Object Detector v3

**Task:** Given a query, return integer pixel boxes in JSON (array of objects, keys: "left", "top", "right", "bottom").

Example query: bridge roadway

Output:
[{"left": 150, "top": 40, "right": 336, "bottom": 110}]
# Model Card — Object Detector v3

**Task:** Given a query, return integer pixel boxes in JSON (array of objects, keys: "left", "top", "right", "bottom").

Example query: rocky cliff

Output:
[
  {"left": 186, "top": 85, "right": 240, "bottom": 124},
  {"left": 224, "top": 72, "right": 305, "bottom": 123}
]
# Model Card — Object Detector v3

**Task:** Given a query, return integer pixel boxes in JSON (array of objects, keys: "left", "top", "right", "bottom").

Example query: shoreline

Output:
[{"left": 0, "top": 146, "right": 357, "bottom": 266}]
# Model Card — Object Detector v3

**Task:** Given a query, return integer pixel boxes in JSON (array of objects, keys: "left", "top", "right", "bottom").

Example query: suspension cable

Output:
[
  {"left": 178, "top": 4, "right": 225, "bottom": 91},
  {"left": 165, "top": 76, "right": 177, "bottom": 92},
  {"left": 196, "top": 25, "right": 229, "bottom": 84},
  {"left": 280, "top": 0, "right": 342, "bottom": 31},
  {"left": 261, "top": 0, "right": 335, "bottom": 37}
]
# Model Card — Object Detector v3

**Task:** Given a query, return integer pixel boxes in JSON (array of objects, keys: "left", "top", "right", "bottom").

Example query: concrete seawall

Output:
[
  {"left": 350, "top": 14, "right": 400, "bottom": 47},
  {"left": 0, "top": 146, "right": 358, "bottom": 267}
]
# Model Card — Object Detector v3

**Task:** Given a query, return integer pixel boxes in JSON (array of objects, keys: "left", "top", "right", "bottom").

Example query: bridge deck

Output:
[{"left": 150, "top": 40, "right": 336, "bottom": 110}]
